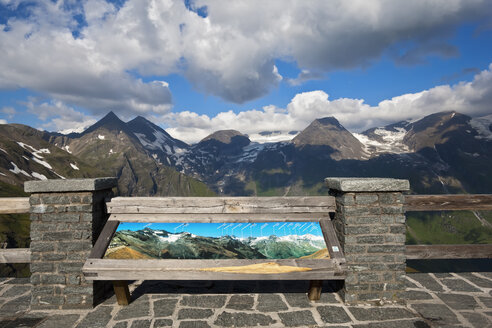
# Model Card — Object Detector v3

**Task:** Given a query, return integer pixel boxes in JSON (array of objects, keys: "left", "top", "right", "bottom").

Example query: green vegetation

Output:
[{"left": 406, "top": 211, "right": 492, "bottom": 245}]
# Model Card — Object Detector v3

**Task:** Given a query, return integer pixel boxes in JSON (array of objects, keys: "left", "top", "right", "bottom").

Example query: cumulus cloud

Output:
[
  {"left": 0, "top": 119, "right": 7, "bottom": 124},
  {"left": 163, "top": 64, "right": 492, "bottom": 143},
  {"left": 287, "top": 70, "right": 324, "bottom": 86},
  {"left": 25, "top": 99, "right": 97, "bottom": 133},
  {"left": 1, "top": 106, "right": 16, "bottom": 119},
  {"left": 1, "top": 0, "right": 491, "bottom": 114}
]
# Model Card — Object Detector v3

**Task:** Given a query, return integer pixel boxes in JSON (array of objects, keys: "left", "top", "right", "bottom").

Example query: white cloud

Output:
[
  {"left": 25, "top": 99, "right": 97, "bottom": 133},
  {"left": 1, "top": 106, "right": 16, "bottom": 119},
  {"left": 0, "top": 119, "right": 7, "bottom": 124},
  {"left": 0, "top": 0, "right": 491, "bottom": 114},
  {"left": 287, "top": 70, "right": 323, "bottom": 86},
  {"left": 163, "top": 64, "right": 492, "bottom": 143}
]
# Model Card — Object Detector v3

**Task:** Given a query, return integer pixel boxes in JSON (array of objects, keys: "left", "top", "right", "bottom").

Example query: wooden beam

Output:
[
  {"left": 113, "top": 280, "right": 131, "bottom": 306},
  {"left": 107, "top": 196, "right": 335, "bottom": 214},
  {"left": 108, "top": 213, "right": 330, "bottom": 223},
  {"left": 89, "top": 221, "right": 120, "bottom": 259},
  {"left": 0, "top": 197, "right": 30, "bottom": 214},
  {"left": 0, "top": 248, "right": 31, "bottom": 263},
  {"left": 405, "top": 244, "right": 492, "bottom": 260},
  {"left": 83, "top": 258, "right": 346, "bottom": 281},
  {"left": 320, "top": 219, "right": 345, "bottom": 262},
  {"left": 405, "top": 194, "right": 492, "bottom": 212},
  {"left": 308, "top": 280, "right": 322, "bottom": 301}
]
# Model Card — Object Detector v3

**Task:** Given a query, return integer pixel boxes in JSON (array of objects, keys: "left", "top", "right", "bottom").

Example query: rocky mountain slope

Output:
[
  {"left": 0, "top": 113, "right": 213, "bottom": 197},
  {"left": 105, "top": 227, "right": 326, "bottom": 260}
]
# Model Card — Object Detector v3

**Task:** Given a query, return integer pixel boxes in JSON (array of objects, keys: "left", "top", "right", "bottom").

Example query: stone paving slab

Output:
[{"left": 0, "top": 273, "right": 490, "bottom": 327}]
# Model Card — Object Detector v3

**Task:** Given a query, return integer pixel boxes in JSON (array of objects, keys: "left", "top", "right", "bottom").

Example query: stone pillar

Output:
[
  {"left": 25, "top": 178, "right": 117, "bottom": 309},
  {"left": 325, "top": 178, "right": 409, "bottom": 305}
]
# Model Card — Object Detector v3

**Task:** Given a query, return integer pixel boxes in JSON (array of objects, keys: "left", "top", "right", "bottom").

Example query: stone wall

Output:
[
  {"left": 25, "top": 178, "right": 117, "bottom": 309},
  {"left": 325, "top": 178, "right": 409, "bottom": 304}
]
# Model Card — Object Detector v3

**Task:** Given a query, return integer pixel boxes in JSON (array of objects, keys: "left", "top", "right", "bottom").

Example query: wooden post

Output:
[
  {"left": 308, "top": 280, "right": 322, "bottom": 301},
  {"left": 113, "top": 280, "right": 131, "bottom": 305}
]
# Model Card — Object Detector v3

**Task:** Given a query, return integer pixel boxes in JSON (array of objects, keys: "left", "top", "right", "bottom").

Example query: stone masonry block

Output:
[
  {"left": 42, "top": 231, "right": 78, "bottom": 241},
  {"left": 30, "top": 242, "right": 55, "bottom": 252},
  {"left": 367, "top": 245, "right": 405, "bottom": 253},
  {"left": 30, "top": 262, "right": 54, "bottom": 272},
  {"left": 394, "top": 215, "right": 406, "bottom": 223},
  {"left": 58, "top": 262, "right": 84, "bottom": 273},
  {"left": 390, "top": 225, "right": 406, "bottom": 234},
  {"left": 343, "top": 245, "right": 366, "bottom": 253},
  {"left": 378, "top": 193, "right": 405, "bottom": 204},
  {"left": 59, "top": 241, "right": 91, "bottom": 252},
  {"left": 63, "top": 286, "right": 93, "bottom": 295},
  {"left": 384, "top": 234, "right": 406, "bottom": 243},
  {"left": 337, "top": 193, "right": 356, "bottom": 205},
  {"left": 355, "top": 193, "right": 379, "bottom": 204},
  {"left": 31, "top": 204, "right": 56, "bottom": 214},
  {"left": 325, "top": 177, "right": 410, "bottom": 192},
  {"left": 24, "top": 177, "right": 117, "bottom": 193},
  {"left": 67, "top": 275, "right": 81, "bottom": 285},
  {"left": 345, "top": 216, "right": 380, "bottom": 224},
  {"left": 43, "top": 253, "right": 67, "bottom": 261},
  {"left": 342, "top": 206, "right": 381, "bottom": 216},
  {"left": 358, "top": 272, "right": 382, "bottom": 283},
  {"left": 345, "top": 226, "right": 372, "bottom": 234},
  {"left": 381, "top": 206, "right": 404, "bottom": 214},
  {"left": 370, "top": 226, "right": 389, "bottom": 234},
  {"left": 41, "top": 274, "right": 66, "bottom": 284},
  {"left": 356, "top": 235, "right": 385, "bottom": 244},
  {"left": 41, "top": 213, "right": 80, "bottom": 222}
]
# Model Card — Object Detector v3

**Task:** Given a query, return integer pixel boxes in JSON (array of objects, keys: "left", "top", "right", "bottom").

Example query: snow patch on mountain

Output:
[
  {"left": 354, "top": 127, "right": 409, "bottom": 154},
  {"left": 98, "top": 135, "right": 105, "bottom": 140},
  {"left": 249, "top": 131, "right": 297, "bottom": 143},
  {"left": 32, "top": 157, "right": 52, "bottom": 169},
  {"left": 9, "top": 162, "right": 31, "bottom": 177},
  {"left": 32, "top": 172, "right": 47, "bottom": 180},
  {"left": 62, "top": 145, "right": 72, "bottom": 153},
  {"left": 135, "top": 130, "right": 178, "bottom": 155},
  {"left": 0, "top": 148, "right": 7, "bottom": 153},
  {"left": 470, "top": 115, "right": 492, "bottom": 141},
  {"left": 70, "top": 163, "right": 79, "bottom": 170}
]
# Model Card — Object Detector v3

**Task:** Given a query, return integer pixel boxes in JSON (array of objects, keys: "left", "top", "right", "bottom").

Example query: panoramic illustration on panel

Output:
[{"left": 104, "top": 222, "right": 329, "bottom": 260}]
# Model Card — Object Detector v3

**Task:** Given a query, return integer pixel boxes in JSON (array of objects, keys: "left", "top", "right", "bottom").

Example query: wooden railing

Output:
[
  {"left": 404, "top": 194, "right": 492, "bottom": 260},
  {"left": 0, "top": 197, "right": 31, "bottom": 263},
  {"left": 1, "top": 194, "right": 491, "bottom": 263}
]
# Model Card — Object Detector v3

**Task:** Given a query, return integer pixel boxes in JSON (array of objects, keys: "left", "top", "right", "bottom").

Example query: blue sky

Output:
[
  {"left": 117, "top": 222, "right": 323, "bottom": 239},
  {"left": 0, "top": 1, "right": 491, "bottom": 143}
]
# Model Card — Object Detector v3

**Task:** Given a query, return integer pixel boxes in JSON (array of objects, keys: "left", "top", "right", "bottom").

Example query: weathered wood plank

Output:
[
  {"left": 0, "top": 248, "right": 31, "bottom": 263},
  {"left": 405, "top": 244, "right": 492, "bottom": 259},
  {"left": 89, "top": 221, "right": 120, "bottom": 259},
  {"left": 108, "top": 213, "right": 330, "bottom": 222},
  {"left": 107, "top": 196, "right": 335, "bottom": 214},
  {"left": 83, "top": 259, "right": 346, "bottom": 281},
  {"left": 113, "top": 281, "right": 131, "bottom": 306},
  {"left": 405, "top": 194, "right": 492, "bottom": 212},
  {"left": 0, "top": 197, "right": 30, "bottom": 214},
  {"left": 320, "top": 219, "right": 345, "bottom": 262},
  {"left": 308, "top": 280, "right": 322, "bottom": 301}
]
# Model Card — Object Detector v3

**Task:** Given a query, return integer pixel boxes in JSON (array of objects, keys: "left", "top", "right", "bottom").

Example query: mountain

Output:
[
  {"left": 105, "top": 228, "right": 326, "bottom": 260},
  {"left": 0, "top": 123, "right": 105, "bottom": 187},
  {"left": 126, "top": 116, "right": 189, "bottom": 167},
  {"left": 292, "top": 117, "right": 367, "bottom": 160},
  {"left": 45, "top": 112, "right": 213, "bottom": 197}
]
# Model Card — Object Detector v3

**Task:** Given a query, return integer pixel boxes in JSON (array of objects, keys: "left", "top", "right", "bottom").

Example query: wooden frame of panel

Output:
[{"left": 83, "top": 196, "right": 345, "bottom": 305}]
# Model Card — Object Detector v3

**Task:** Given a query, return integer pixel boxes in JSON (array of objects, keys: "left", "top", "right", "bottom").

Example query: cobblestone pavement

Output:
[{"left": 0, "top": 272, "right": 491, "bottom": 327}]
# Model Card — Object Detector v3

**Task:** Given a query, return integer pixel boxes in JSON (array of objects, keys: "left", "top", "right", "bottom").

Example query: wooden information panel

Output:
[{"left": 82, "top": 196, "right": 345, "bottom": 303}]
